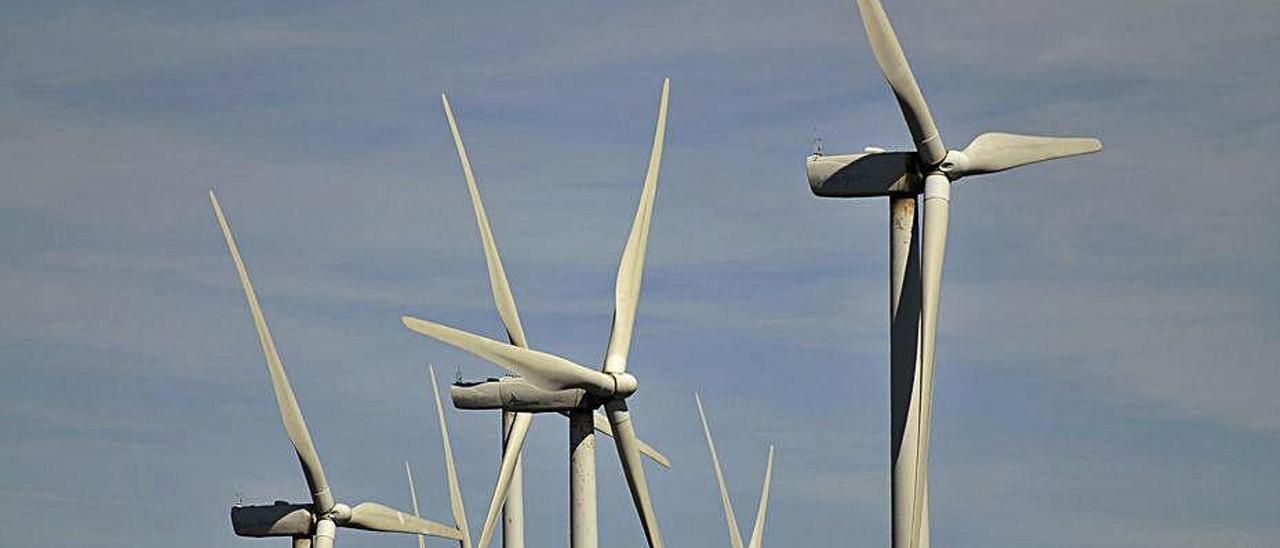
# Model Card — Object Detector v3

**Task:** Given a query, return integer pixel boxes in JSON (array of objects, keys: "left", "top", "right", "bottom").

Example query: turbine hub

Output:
[
  {"left": 611, "top": 372, "right": 639, "bottom": 398},
  {"left": 938, "top": 150, "right": 971, "bottom": 180},
  {"left": 326, "top": 502, "right": 352, "bottom": 523}
]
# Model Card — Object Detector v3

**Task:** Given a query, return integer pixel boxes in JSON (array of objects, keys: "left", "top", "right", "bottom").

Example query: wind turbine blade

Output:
[
  {"left": 402, "top": 316, "right": 611, "bottom": 394},
  {"left": 292, "top": 538, "right": 312, "bottom": 548},
  {"left": 604, "top": 78, "right": 670, "bottom": 375},
  {"left": 747, "top": 446, "right": 774, "bottom": 548},
  {"left": 345, "top": 502, "right": 464, "bottom": 539},
  {"left": 958, "top": 132, "right": 1102, "bottom": 176},
  {"left": 209, "top": 191, "right": 334, "bottom": 513},
  {"left": 696, "top": 394, "right": 744, "bottom": 548},
  {"left": 854, "top": 0, "right": 947, "bottom": 166},
  {"left": 911, "top": 173, "right": 950, "bottom": 548},
  {"left": 475, "top": 412, "right": 533, "bottom": 548},
  {"left": 593, "top": 411, "right": 671, "bottom": 468},
  {"left": 313, "top": 520, "right": 336, "bottom": 548},
  {"left": 441, "top": 93, "right": 530, "bottom": 349},
  {"left": 606, "top": 399, "right": 665, "bottom": 548},
  {"left": 405, "top": 462, "right": 426, "bottom": 548},
  {"left": 429, "top": 365, "right": 473, "bottom": 548}
]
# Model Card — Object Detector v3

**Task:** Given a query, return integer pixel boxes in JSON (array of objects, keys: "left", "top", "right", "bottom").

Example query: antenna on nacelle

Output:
[{"left": 812, "top": 128, "right": 824, "bottom": 156}]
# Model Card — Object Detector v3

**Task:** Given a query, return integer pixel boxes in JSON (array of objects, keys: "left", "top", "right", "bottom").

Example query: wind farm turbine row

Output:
[
  {"left": 209, "top": 0, "right": 1100, "bottom": 546},
  {"left": 212, "top": 79, "right": 773, "bottom": 548}
]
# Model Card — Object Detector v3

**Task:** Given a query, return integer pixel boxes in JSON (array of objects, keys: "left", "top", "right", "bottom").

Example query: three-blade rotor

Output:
[
  {"left": 404, "top": 78, "right": 672, "bottom": 548},
  {"left": 212, "top": 192, "right": 463, "bottom": 547}
]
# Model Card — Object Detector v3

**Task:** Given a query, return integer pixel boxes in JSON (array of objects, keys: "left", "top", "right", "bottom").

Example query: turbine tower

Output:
[
  {"left": 405, "top": 78, "right": 673, "bottom": 548},
  {"left": 695, "top": 394, "right": 774, "bottom": 548},
  {"left": 805, "top": 3, "right": 1101, "bottom": 548},
  {"left": 210, "top": 192, "right": 465, "bottom": 548}
]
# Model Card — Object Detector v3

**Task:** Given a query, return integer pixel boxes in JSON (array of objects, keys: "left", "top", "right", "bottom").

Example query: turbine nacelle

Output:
[
  {"left": 231, "top": 502, "right": 314, "bottom": 537},
  {"left": 806, "top": 151, "right": 920, "bottom": 197},
  {"left": 452, "top": 376, "right": 595, "bottom": 412},
  {"left": 807, "top": 131, "right": 1102, "bottom": 198}
]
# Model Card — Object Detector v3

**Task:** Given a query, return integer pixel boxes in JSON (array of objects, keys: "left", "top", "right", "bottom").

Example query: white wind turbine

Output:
[
  {"left": 805, "top": 3, "right": 1101, "bottom": 548},
  {"left": 211, "top": 192, "right": 465, "bottom": 548},
  {"left": 433, "top": 89, "right": 670, "bottom": 548},
  {"left": 403, "top": 365, "right": 474, "bottom": 548},
  {"left": 695, "top": 394, "right": 774, "bottom": 548},
  {"left": 403, "top": 78, "right": 672, "bottom": 548}
]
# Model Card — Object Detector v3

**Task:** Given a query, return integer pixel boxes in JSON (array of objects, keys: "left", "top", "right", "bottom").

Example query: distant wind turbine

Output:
[
  {"left": 211, "top": 192, "right": 464, "bottom": 548},
  {"left": 404, "top": 78, "right": 673, "bottom": 548},
  {"left": 404, "top": 365, "right": 474, "bottom": 548},
  {"left": 695, "top": 394, "right": 774, "bottom": 548}
]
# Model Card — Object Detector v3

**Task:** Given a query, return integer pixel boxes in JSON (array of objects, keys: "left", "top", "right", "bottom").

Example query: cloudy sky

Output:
[{"left": 2, "top": 1, "right": 1278, "bottom": 547}]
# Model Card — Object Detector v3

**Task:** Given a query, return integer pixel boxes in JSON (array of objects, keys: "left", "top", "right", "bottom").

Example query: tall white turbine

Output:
[
  {"left": 210, "top": 192, "right": 464, "bottom": 548},
  {"left": 405, "top": 78, "right": 672, "bottom": 548},
  {"left": 695, "top": 394, "right": 774, "bottom": 548},
  {"left": 806, "top": 3, "right": 1101, "bottom": 548},
  {"left": 435, "top": 90, "right": 671, "bottom": 548}
]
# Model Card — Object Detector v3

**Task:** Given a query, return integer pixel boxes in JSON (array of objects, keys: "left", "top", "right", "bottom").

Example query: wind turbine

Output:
[
  {"left": 695, "top": 394, "right": 774, "bottom": 548},
  {"left": 210, "top": 192, "right": 465, "bottom": 548},
  {"left": 404, "top": 78, "right": 672, "bottom": 548},
  {"left": 805, "top": 3, "right": 1101, "bottom": 548},
  {"left": 434, "top": 89, "right": 670, "bottom": 548},
  {"left": 404, "top": 365, "right": 474, "bottom": 548}
]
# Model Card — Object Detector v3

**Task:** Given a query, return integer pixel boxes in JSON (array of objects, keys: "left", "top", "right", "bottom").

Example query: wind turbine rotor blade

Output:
[
  {"left": 401, "top": 316, "right": 616, "bottom": 395},
  {"left": 313, "top": 519, "right": 336, "bottom": 548},
  {"left": 475, "top": 412, "right": 533, "bottom": 548},
  {"left": 605, "top": 399, "right": 665, "bottom": 548},
  {"left": 593, "top": 411, "right": 671, "bottom": 468},
  {"left": 747, "top": 446, "right": 774, "bottom": 548},
  {"left": 292, "top": 538, "right": 312, "bottom": 548},
  {"left": 604, "top": 78, "right": 670, "bottom": 375},
  {"left": 911, "top": 173, "right": 950, "bottom": 548},
  {"left": 441, "top": 93, "right": 530, "bottom": 349},
  {"left": 954, "top": 132, "right": 1103, "bottom": 176},
  {"left": 429, "top": 365, "right": 473, "bottom": 548},
  {"left": 405, "top": 462, "right": 426, "bottom": 548},
  {"left": 209, "top": 191, "right": 334, "bottom": 513},
  {"left": 854, "top": 0, "right": 947, "bottom": 166},
  {"left": 695, "top": 394, "right": 744, "bottom": 548},
  {"left": 345, "top": 502, "right": 465, "bottom": 539}
]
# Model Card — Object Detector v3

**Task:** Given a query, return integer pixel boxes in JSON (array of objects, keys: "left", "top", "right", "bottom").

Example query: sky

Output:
[{"left": 1, "top": 1, "right": 1278, "bottom": 547}]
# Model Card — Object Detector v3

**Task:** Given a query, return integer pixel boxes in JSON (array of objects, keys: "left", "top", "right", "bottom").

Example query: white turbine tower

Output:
[
  {"left": 404, "top": 365, "right": 474, "bottom": 548},
  {"left": 695, "top": 394, "right": 774, "bottom": 548},
  {"left": 211, "top": 192, "right": 465, "bottom": 548},
  {"left": 404, "top": 78, "right": 672, "bottom": 548},
  {"left": 805, "top": 3, "right": 1101, "bottom": 548}
]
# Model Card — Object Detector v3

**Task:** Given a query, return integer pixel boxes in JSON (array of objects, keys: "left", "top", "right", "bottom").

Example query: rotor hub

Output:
[
  {"left": 937, "top": 150, "right": 970, "bottom": 180},
  {"left": 325, "top": 502, "right": 352, "bottom": 523},
  {"left": 611, "top": 372, "right": 639, "bottom": 398}
]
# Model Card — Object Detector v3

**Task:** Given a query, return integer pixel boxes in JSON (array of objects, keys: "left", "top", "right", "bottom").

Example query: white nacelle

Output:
[
  {"left": 451, "top": 376, "right": 594, "bottom": 412},
  {"left": 231, "top": 502, "right": 314, "bottom": 537},
  {"left": 806, "top": 151, "right": 921, "bottom": 197}
]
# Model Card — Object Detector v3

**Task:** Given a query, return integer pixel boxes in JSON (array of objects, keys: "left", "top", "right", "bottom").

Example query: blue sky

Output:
[{"left": 1, "top": 1, "right": 1278, "bottom": 547}]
